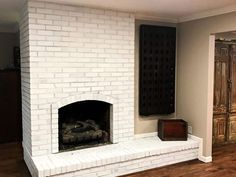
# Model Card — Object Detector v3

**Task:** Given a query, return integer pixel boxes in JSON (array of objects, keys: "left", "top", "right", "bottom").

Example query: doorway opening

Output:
[
  {"left": 0, "top": 28, "right": 22, "bottom": 144},
  {"left": 213, "top": 31, "right": 236, "bottom": 146}
]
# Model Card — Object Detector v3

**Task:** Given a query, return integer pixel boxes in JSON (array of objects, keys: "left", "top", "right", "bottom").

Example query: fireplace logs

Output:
[
  {"left": 59, "top": 100, "right": 111, "bottom": 151},
  {"left": 60, "top": 119, "right": 108, "bottom": 146}
]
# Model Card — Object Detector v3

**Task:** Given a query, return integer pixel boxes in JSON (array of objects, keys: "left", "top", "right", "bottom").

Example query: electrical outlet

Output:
[{"left": 188, "top": 126, "right": 192, "bottom": 134}]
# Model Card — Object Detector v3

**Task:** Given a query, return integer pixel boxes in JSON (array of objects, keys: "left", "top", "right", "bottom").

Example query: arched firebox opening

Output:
[{"left": 59, "top": 100, "right": 111, "bottom": 151}]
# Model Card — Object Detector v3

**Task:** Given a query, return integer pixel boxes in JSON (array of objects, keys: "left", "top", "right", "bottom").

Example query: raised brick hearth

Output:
[
  {"left": 19, "top": 1, "right": 200, "bottom": 177},
  {"left": 31, "top": 136, "right": 199, "bottom": 177}
]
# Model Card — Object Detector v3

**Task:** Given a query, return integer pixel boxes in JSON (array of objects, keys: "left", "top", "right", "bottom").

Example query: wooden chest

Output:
[{"left": 158, "top": 119, "right": 187, "bottom": 141}]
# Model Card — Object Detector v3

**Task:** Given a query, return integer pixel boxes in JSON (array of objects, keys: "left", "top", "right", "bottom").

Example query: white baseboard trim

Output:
[
  {"left": 188, "top": 134, "right": 212, "bottom": 163},
  {"left": 198, "top": 155, "right": 212, "bottom": 163},
  {"left": 134, "top": 132, "right": 158, "bottom": 139}
]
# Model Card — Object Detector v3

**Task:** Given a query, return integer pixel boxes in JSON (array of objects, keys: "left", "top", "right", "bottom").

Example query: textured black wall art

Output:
[{"left": 139, "top": 25, "right": 176, "bottom": 116}]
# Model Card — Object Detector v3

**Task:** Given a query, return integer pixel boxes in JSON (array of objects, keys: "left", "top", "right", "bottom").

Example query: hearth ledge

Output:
[{"left": 25, "top": 136, "right": 200, "bottom": 177}]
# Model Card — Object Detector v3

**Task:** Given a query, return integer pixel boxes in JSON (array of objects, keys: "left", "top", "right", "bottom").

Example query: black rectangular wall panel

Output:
[{"left": 139, "top": 25, "right": 176, "bottom": 116}]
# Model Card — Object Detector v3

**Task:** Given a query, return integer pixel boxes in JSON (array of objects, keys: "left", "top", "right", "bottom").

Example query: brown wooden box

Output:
[{"left": 158, "top": 119, "right": 187, "bottom": 141}]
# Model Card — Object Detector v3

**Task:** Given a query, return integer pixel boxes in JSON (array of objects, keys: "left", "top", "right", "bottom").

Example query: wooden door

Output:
[
  {"left": 213, "top": 43, "right": 236, "bottom": 145},
  {"left": 228, "top": 45, "right": 236, "bottom": 142},
  {"left": 213, "top": 43, "right": 229, "bottom": 144}
]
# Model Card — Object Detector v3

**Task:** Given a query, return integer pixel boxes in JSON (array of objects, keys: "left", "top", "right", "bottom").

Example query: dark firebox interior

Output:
[{"left": 59, "top": 100, "right": 111, "bottom": 151}]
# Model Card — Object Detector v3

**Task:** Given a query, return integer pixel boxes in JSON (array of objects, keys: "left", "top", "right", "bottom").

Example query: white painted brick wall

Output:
[
  {"left": 22, "top": 0, "right": 135, "bottom": 157},
  {"left": 20, "top": 1, "right": 32, "bottom": 156},
  {"left": 47, "top": 148, "right": 199, "bottom": 177}
]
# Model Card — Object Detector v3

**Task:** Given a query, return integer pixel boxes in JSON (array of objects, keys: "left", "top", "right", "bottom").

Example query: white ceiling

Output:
[
  {"left": 1, "top": 0, "right": 236, "bottom": 31},
  {"left": 41, "top": 0, "right": 236, "bottom": 22}
]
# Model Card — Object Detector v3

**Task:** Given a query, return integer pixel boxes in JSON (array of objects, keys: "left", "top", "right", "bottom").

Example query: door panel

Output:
[
  {"left": 213, "top": 43, "right": 229, "bottom": 145},
  {"left": 213, "top": 114, "right": 227, "bottom": 144},
  {"left": 230, "top": 45, "right": 236, "bottom": 112},
  {"left": 213, "top": 43, "right": 229, "bottom": 115},
  {"left": 228, "top": 114, "right": 236, "bottom": 141}
]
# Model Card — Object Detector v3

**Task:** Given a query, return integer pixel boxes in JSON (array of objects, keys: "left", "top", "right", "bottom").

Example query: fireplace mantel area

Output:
[{"left": 19, "top": 1, "right": 201, "bottom": 177}]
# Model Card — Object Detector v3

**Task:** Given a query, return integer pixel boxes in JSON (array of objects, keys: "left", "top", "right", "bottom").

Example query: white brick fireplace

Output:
[
  {"left": 20, "top": 1, "right": 200, "bottom": 177},
  {"left": 20, "top": 0, "right": 135, "bottom": 156}
]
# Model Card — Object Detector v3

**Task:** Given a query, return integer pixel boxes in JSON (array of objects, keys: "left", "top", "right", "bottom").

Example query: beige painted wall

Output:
[
  {"left": 177, "top": 11, "right": 236, "bottom": 157},
  {"left": 134, "top": 20, "right": 177, "bottom": 134}
]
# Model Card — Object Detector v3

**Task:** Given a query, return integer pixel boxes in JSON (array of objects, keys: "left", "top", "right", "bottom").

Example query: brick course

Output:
[{"left": 21, "top": 0, "right": 135, "bottom": 157}]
